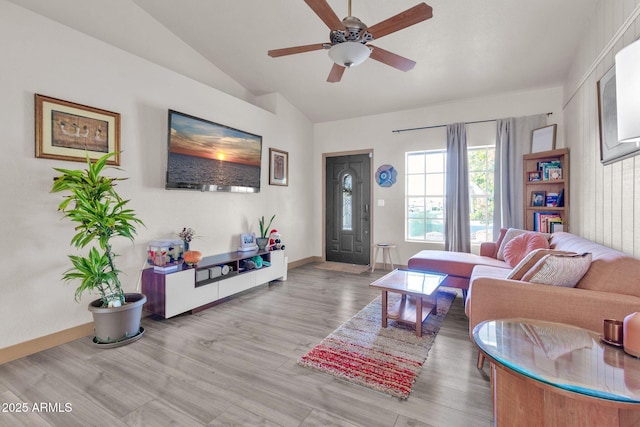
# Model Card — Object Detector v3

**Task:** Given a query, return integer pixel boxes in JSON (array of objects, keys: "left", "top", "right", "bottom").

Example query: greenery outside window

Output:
[{"left": 406, "top": 145, "right": 495, "bottom": 243}]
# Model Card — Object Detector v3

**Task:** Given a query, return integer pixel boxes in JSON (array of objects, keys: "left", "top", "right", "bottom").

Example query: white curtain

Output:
[
  {"left": 493, "top": 114, "right": 547, "bottom": 238},
  {"left": 445, "top": 123, "right": 471, "bottom": 252}
]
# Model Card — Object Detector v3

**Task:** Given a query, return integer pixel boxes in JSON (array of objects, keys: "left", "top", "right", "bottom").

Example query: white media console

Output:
[{"left": 141, "top": 249, "right": 286, "bottom": 319}]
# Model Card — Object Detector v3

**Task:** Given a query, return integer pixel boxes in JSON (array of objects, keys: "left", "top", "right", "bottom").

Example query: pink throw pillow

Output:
[{"left": 503, "top": 232, "right": 550, "bottom": 267}]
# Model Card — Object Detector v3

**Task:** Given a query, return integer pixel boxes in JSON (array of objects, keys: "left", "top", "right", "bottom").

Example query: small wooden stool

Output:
[{"left": 371, "top": 243, "right": 396, "bottom": 272}]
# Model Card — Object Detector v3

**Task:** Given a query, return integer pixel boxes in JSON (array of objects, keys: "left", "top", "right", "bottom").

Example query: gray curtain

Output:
[
  {"left": 493, "top": 114, "right": 547, "bottom": 239},
  {"left": 445, "top": 123, "right": 471, "bottom": 252}
]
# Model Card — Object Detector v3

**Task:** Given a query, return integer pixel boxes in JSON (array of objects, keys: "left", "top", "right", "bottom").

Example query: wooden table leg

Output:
[
  {"left": 416, "top": 296, "right": 422, "bottom": 337},
  {"left": 381, "top": 291, "right": 388, "bottom": 328},
  {"left": 371, "top": 246, "right": 379, "bottom": 272}
]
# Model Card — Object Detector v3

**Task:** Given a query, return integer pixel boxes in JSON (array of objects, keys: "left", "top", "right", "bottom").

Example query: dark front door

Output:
[{"left": 325, "top": 154, "right": 371, "bottom": 265}]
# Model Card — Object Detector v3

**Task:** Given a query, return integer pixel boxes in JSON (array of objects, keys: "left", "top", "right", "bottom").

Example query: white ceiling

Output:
[{"left": 9, "top": 0, "right": 597, "bottom": 123}]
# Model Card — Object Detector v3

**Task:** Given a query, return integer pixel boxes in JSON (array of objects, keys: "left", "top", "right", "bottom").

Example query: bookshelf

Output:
[{"left": 523, "top": 148, "right": 569, "bottom": 232}]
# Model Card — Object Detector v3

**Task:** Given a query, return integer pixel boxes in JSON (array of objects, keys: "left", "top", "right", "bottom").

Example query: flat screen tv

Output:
[{"left": 166, "top": 110, "right": 262, "bottom": 193}]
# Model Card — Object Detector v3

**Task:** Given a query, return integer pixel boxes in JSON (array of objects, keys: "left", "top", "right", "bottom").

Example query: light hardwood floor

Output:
[{"left": 0, "top": 264, "right": 492, "bottom": 426}]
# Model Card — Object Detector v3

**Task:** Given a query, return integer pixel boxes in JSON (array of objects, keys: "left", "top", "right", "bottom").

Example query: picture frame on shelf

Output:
[
  {"left": 597, "top": 65, "right": 640, "bottom": 164},
  {"left": 531, "top": 124, "right": 557, "bottom": 153},
  {"left": 528, "top": 171, "right": 541, "bottom": 182},
  {"left": 238, "top": 232, "right": 258, "bottom": 252},
  {"left": 531, "top": 191, "right": 546, "bottom": 207},
  {"left": 269, "top": 148, "right": 288, "bottom": 186},
  {"left": 35, "top": 94, "right": 120, "bottom": 165}
]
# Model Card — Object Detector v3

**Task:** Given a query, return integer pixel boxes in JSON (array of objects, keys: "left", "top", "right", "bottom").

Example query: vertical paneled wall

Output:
[{"left": 563, "top": 0, "right": 640, "bottom": 256}]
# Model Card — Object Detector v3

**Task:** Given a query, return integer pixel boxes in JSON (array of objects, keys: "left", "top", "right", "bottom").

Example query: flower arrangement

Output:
[
  {"left": 178, "top": 227, "right": 197, "bottom": 251},
  {"left": 178, "top": 227, "right": 196, "bottom": 243}
]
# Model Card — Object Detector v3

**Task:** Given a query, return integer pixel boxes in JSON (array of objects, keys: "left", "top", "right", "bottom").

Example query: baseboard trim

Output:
[
  {"left": 0, "top": 256, "right": 370, "bottom": 365},
  {"left": 288, "top": 256, "right": 322, "bottom": 269},
  {"left": 0, "top": 322, "right": 93, "bottom": 365}
]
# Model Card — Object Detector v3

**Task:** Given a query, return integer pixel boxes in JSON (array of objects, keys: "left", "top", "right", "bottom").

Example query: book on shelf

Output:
[
  {"left": 549, "top": 222, "right": 564, "bottom": 233},
  {"left": 537, "top": 160, "right": 562, "bottom": 180},
  {"left": 546, "top": 192, "right": 559, "bottom": 207},
  {"left": 547, "top": 167, "right": 562, "bottom": 180},
  {"left": 533, "top": 211, "right": 562, "bottom": 233},
  {"left": 557, "top": 188, "right": 564, "bottom": 207}
]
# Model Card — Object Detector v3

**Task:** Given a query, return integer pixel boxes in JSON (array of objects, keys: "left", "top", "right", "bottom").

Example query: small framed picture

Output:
[
  {"left": 269, "top": 148, "right": 288, "bottom": 186},
  {"left": 35, "top": 94, "right": 120, "bottom": 165},
  {"left": 531, "top": 191, "right": 546, "bottom": 207},
  {"left": 239, "top": 233, "right": 257, "bottom": 249},
  {"left": 528, "top": 171, "right": 541, "bottom": 182}
]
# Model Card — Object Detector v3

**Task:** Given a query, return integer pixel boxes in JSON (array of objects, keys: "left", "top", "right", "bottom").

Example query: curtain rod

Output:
[{"left": 391, "top": 112, "right": 553, "bottom": 134}]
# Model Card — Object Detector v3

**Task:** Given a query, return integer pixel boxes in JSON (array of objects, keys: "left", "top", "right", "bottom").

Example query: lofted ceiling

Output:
[{"left": 9, "top": 0, "right": 597, "bottom": 123}]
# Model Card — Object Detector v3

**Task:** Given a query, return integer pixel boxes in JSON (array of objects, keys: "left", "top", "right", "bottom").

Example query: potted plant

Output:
[
  {"left": 51, "top": 152, "right": 146, "bottom": 346},
  {"left": 257, "top": 214, "right": 275, "bottom": 250}
]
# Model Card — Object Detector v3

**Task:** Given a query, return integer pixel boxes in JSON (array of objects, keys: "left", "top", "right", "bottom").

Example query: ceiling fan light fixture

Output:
[{"left": 328, "top": 41, "right": 371, "bottom": 68}]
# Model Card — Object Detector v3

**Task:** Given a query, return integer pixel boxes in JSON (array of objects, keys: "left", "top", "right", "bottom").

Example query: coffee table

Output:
[
  {"left": 474, "top": 319, "right": 640, "bottom": 426},
  {"left": 369, "top": 269, "right": 447, "bottom": 337}
]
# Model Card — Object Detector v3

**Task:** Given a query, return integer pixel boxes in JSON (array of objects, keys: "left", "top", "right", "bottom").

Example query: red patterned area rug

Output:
[{"left": 298, "top": 291, "right": 457, "bottom": 399}]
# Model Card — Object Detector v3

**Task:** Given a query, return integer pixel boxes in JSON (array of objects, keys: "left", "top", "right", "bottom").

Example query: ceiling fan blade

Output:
[
  {"left": 369, "top": 45, "right": 416, "bottom": 71},
  {"left": 268, "top": 43, "right": 327, "bottom": 57},
  {"left": 368, "top": 3, "right": 433, "bottom": 39},
  {"left": 327, "top": 63, "right": 346, "bottom": 83},
  {"left": 304, "top": 0, "right": 346, "bottom": 31}
]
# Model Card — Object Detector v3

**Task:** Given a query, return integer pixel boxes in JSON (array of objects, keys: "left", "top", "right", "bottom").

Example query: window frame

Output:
[{"left": 405, "top": 145, "right": 495, "bottom": 243}]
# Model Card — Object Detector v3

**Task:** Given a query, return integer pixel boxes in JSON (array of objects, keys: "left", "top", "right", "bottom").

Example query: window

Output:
[
  {"left": 342, "top": 173, "right": 353, "bottom": 231},
  {"left": 405, "top": 145, "right": 495, "bottom": 243},
  {"left": 468, "top": 146, "right": 495, "bottom": 242},
  {"left": 406, "top": 151, "right": 445, "bottom": 241}
]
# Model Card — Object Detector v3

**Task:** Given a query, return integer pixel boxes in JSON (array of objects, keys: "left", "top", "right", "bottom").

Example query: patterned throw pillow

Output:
[
  {"left": 521, "top": 252, "right": 593, "bottom": 288},
  {"left": 506, "top": 248, "right": 576, "bottom": 280},
  {"left": 502, "top": 232, "right": 550, "bottom": 267}
]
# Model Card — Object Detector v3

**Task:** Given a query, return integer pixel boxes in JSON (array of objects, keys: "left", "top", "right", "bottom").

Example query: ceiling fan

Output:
[{"left": 267, "top": 0, "right": 433, "bottom": 83}]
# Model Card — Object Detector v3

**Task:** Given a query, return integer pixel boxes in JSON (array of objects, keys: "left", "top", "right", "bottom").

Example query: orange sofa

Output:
[
  {"left": 407, "top": 228, "right": 511, "bottom": 301},
  {"left": 409, "top": 230, "right": 640, "bottom": 368},
  {"left": 467, "top": 231, "right": 640, "bottom": 340}
]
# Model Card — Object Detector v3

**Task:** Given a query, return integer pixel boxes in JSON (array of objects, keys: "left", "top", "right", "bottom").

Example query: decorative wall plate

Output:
[{"left": 375, "top": 164, "right": 397, "bottom": 187}]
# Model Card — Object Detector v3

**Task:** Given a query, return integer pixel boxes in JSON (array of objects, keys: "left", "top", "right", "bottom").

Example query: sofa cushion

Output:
[
  {"left": 503, "top": 233, "right": 550, "bottom": 267},
  {"left": 550, "top": 232, "right": 640, "bottom": 297},
  {"left": 522, "top": 252, "right": 592, "bottom": 288},
  {"left": 497, "top": 228, "right": 551, "bottom": 261},
  {"left": 408, "top": 250, "right": 509, "bottom": 279},
  {"left": 496, "top": 228, "right": 529, "bottom": 260},
  {"left": 507, "top": 249, "right": 574, "bottom": 280}
]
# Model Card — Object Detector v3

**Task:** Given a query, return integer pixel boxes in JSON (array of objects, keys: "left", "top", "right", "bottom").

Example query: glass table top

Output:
[
  {"left": 473, "top": 319, "right": 640, "bottom": 403},
  {"left": 369, "top": 269, "right": 447, "bottom": 296}
]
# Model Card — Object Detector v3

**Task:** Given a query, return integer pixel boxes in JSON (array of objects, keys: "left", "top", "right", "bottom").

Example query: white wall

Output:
[
  {"left": 313, "top": 88, "right": 564, "bottom": 264},
  {"left": 562, "top": 0, "right": 640, "bottom": 256},
  {"left": 0, "top": 1, "right": 314, "bottom": 349}
]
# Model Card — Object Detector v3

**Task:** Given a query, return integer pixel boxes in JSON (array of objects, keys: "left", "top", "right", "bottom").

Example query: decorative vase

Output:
[
  {"left": 623, "top": 312, "right": 640, "bottom": 357},
  {"left": 184, "top": 250, "right": 202, "bottom": 266},
  {"left": 183, "top": 240, "right": 190, "bottom": 251},
  {"left": 256, "top": 237, "right": 268, "bottom": 250}
]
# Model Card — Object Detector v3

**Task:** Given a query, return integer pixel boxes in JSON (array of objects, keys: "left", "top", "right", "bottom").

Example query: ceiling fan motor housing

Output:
[{"left": 330, "top": 16, "right": 373, "bottom": 45}]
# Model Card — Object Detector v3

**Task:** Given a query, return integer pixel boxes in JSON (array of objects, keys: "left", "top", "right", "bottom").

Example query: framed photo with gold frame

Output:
[
  {"left": 35, "top": 94, "right": 121, "bottom": 165},
  {"left": 269, "top": 148, "right": 288, "bottom": 186}
]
